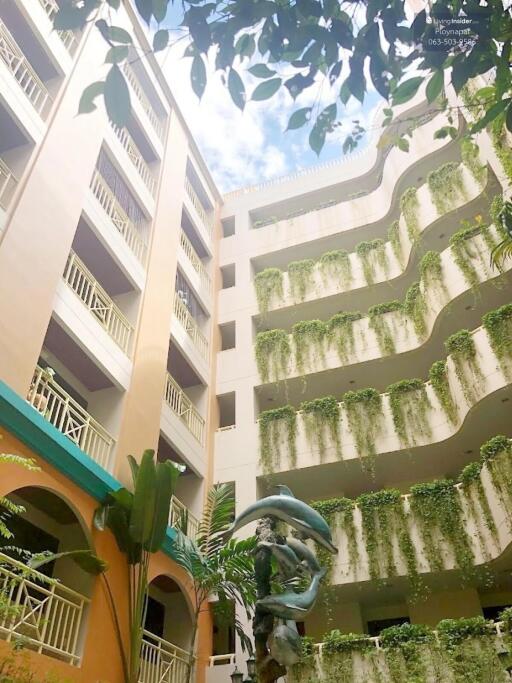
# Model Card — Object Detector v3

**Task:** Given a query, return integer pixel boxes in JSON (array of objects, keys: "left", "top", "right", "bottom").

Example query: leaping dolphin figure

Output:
[
  {"left": 274, "top": 484, "right": 296, "bottom": 497},
  {"left": 286, "top": 536, "right": 321, "bottom": 574},
  {"left": 257, "top": 541, "right": 305, "bottom": 580},
  {"left": 223, "top": 495, "right": 338, "bottom": 555},
  {"left": 268, "top": 620, "right": 302, "bottom": 666},
  {"left": 257, "top": 567, "right": 327, "bottom": 621}
]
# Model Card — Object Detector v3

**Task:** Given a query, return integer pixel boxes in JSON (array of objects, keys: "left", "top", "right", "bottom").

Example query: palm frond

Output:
[
  {"left": 196, "top": 483, "right": 235, "bottom": 558},
  {"left": 491, "top": 236, "right": 512, "bottom": 270}
]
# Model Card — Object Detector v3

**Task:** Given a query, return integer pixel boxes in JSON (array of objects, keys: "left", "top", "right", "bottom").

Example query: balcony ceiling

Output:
[
  {"left": 167, "top": 341, "right": 203, "bottom": 388},
  {"left": 0, "top": 103, "right": 28, "bottom": 153}
]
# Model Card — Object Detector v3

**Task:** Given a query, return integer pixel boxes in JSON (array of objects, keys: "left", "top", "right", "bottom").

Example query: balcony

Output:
[
  {"left": 173, "top": 296, "right": 209, "bottom": 362},
  {"left": 0, "top": 157, "right": 17, "bottom": 209},
  {"left": 27, "top": 365, "right": 116, "bottom": 471},
  {"left": 139, "top": 631, "right": 191, "bottom": 683},
  {"left": 0, "top": 551, "right": 89, "bottom": 665},
  {"left": 185, "top": 176, "right": 214, "bottom": 239},
  {"left": 122, "top": 62, "right": 165, "bottom": 143},
  {"left": 0, "top": 18, "right": 52, "bottom": 117},
  {"left": 164, "top": 373, "right": 205, "bottom": 445},
  {"left": 37, "top": 0, "right": 78, "bottom": 54},
  {"left": 90, "top": 169, "right": 148, "bottom": 267},
  {"left": 63, "top": 251, "right": 133, "bottom": 355},
  {"left": 110, "top": 123, "right": 156, "bottom": 197},
  {"left": 180, "top": 230, "right": 212, "bottom": 294},
  {"left": 169, "top": 495, "right": 200, "bottom": 538}
]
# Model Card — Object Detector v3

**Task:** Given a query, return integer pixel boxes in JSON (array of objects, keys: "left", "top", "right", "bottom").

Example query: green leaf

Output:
[
  {"left": 134, "top": 0, "right": 152, "bottom": 23},
  {"left": 127, "top": 454, "right": 139, "bottom": 488},
  {"left": 106, "top": 0, "right": 121, "bottom": 8},
  {"left": 78, "top": 81, "right": 104, "bottom": 114},
  {"left": 392, "top": 76, "right": 423, "bottom": 106},
  {"left": 506, "top": 102, "right": 512, "bottom": 134},
  {"left": 105, "top": 45, "right": 129, "bottom": 64},
  {"left": 129, "top": 449, "right": 157, "bottom": 546},
  {"left": 426, "top": 71, "right": 443, "bottom": 104},
  {"left": 228, "top": 68, "right": 246, "bottom": 111},
  {"left": 235, "top": 34, "right": 255, "bottom": 60},
  {"left": 29, "top": 550, "right": 108, "bottom": 576},
  {"left": 153, "top": 29, "right": 169, "bottom": 52},
  {"left": 53, "top": 5, "right": 92, "bottom": 31},
  {"left": 470, "top": 99, "right": 510, "bottom": 134},
  {"left": 251, "top": 78, "right": 282, "bottom": 101},
  {"left": 397, "top": 137, "right": 409, "bottom": 152},
  {"left": 152, "top": 0, "right": 168, "bottom": 23},
  {"left": 248, "top": 64, "right": 276, "bottom": 78},
  {"left": 191, "top": 54, "right": 207, "bottom": 99},
  {"left": 104, "top": 65, "right": 131, "bottom": 126},
  {"left": 308, "top": 104, "right": 336, "bottom": 156},
  {"left": 96, "top": 22, "right": 133, "bottom": 44},
  {"left": 286, "top": 107, "right": 311, "bottom": 131},
  {"left": 147, "top": 460, "right": 182, "bottom": 552}
]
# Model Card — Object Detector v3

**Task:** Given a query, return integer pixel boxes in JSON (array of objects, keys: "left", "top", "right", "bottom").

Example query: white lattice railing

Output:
[
  {"left": 38, "top": 0, "right": 78, "bottom": 53},
  {"left": 139, "top": 630, "right": 191, "bottom": 683},
  {"left": 111, "top": 124, "right": 156, "bottom": 196},
  {"left": 164, "top": 373, "right": 205, "bottom": 445},
  {"left": 90, "top": 169, "right": 148, "bottom": 266},
  {"left": 0, "top": 552, "right": 89, "bottom": 665},
  {"left": 63, "top": 251, "right": 133, "bottom": 354},
  {"left": 173, "top": 297, "right": 209, "bottom": 361},
  {"left": 184, "top": 177, "right": 213, "bottom": 239},
  {"left": 0, "top": 157, "right": 17, "bottom": 209},
  {"left": 0, "top": 19, "right": 51, "bottom": 116},
  {"left": 169, "top": 495, "right": 200, "bottom": 539},
  {"left": 27, "top": 366, "right": 116, "bottom": 471},
  {"left": 179, "top": 231, "right": 212, "bottom": 294},
  {"left": 122, "top": 62, "right": 165, "bottom": 143}
]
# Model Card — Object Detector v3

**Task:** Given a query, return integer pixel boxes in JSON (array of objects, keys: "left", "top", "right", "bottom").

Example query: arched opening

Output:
[{"left": 0, "top": 486, "right": 93, "bottom": 665}]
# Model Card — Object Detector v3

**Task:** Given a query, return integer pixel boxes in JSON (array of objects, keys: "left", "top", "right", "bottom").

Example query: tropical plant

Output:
[
  {"left": 172, "top": 484, "right": 256, "bottom": 683},
  {"left": 490, "top": 199, "right": 512, "bottom": 270}
]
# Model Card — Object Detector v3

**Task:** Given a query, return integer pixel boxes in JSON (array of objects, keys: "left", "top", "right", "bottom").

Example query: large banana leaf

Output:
[
  {"left": 147, "top": 460, "right": 182, "bottom": 552},
  {"left": 29, "top": 549, "right": 108, "bottom": 575},
  {"left": 129, "top": 450, "right": 157, "bottom": 547}
]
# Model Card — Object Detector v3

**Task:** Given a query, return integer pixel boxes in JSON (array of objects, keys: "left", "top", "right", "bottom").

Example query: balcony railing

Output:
[
  {"left": 0, "top": 157, "right": 17, "bottom": 209},
  {"left": 184, "top": 177, "right": 214, "bottom": 239},
  {"left": 164, "top": 373, "right": 205, "bottom": 445},
  {"left": 169, "top": 495, "right": 200, "bottom": 539},
  {"left": 38, "top": 0, "right": 78, "bottom": 54},
  {"left": 90, "top": 169, "right": 148, "bottom": 266},
  {"left": 173, "top": 297, "right": 209, "bottom": 361},
  {"left": 0, "top": 19, "right": 52, "bottom": 116},
  {"left": 63, "top": 251, "right": 133, "bottom": 354},
  {"left": 139, "top": 630, "right": 191, "bottom": 683},
  {"left": 179, "top": 231, "right": 212, "bottom": 294},
  {"left": 0, "top": 552, "right": 89, "bottom": 665},
  {"left": 122, "top": 62, "right": 165, "bottom": 143},
  {"left": 111, "top": 124, "right": 156, "bottom": 197},
  {"left": 27, "top": 365, "right": 116, "bottom": 471}
]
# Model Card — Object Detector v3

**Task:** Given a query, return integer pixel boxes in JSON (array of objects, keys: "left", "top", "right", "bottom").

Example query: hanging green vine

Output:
[
  {"left": 301, "top": 396, "right": 341, "bottom": 461},
  {"left": 368, "top": 300, "right": 404, "bottom": 355},
  {"left": 445, "top": 329, "right": 483, "bottom": 405},
  {"left": 254, "top": 268, "right": 284, "bottom": 314},
  {"left": 321, "top": 631, "right": 374, "bottom": 683},
  {"left": 419, "top": 249, "right": 450, "bottom": 300},
  {"left": 343, "top": 388, "right": 383, "bottom": 463},
  {"left": 292, "top": 319, "right": 327, "bottom": 373},
  {"left": 459, "top": 461, "right": 498, "bottom": 553},
  {"left": 311, "top": 497, "right": 358, "bottom": 577},
  {"left": 255, "top": 329, "right": 291, "bottom": 382},
  {"left": 482, "top": 303, "right": 512, "bottom": 376},
  {"left": 356, "top": 239, "right": 389, "bottom": 285},
  {"left": 490, "top": 115, "right": 512, "bottom": 182},
  {"left": 490, "top": 194, "right": 508, "bottom": 239},
  {"left": 387, "top": 379, "right": 432, "bottom": 444},
  {"left": 449, "top": 218, "right": 495, "bottom": 288},
  {"left": 480, "top": 435, "right": 512, "bottom": 526},
  {"left": 319, "top": 249, "right": 353, "bottom": 289},
  {"left": 259, "top": 405, "right": 297, "bottom": 472},
  {"left": 404, "top": 282, "right": 428, "bottom": 339},
  {"left": 427, "top": 162, "right": 467, "bottom": 215},
  {"left": 327, "top": 311, "right": 362, "bottom": 362},
  {"left": 460, "top": 138, "right": 487, "bottom": 185},
  {"left": 400, "top": 187, "right": 420, "bottom": 242},
  {"left": 387, "top": 220, "right": 403, "bottom": 265},
  {"left": 428, "top": 360, "right": 458, "bottom": 425},
  {"left": 288, "top": 259, "right": 315, "bottom": 302},
  {"left": 380, "top": 623, "right": 434, "bottom": 683}
]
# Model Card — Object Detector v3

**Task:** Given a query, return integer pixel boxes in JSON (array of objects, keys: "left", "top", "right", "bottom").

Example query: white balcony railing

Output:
[
  {"left": 139, "top": 630, "right": 191, "bottom": 683},
  {"left": 179, "top": 230, "right": 212, "bottom": 294},
  {"left": 169, "top": 495, "right": 200, "bottom": 539},
  {"left": 184, "top": 177, "right": 214, "bottom": 239},
  {"left": 122, "top": 62, "right": 166, "bottom": 143},
  {"left": 0, "top": 19, "right": 52, "bottom": 116},
  {"left": 0, "top": 157, "right": 17, "bottom": 209},
  {"left": 173, "top": 297, "right": 209, "bottom": 361},
  {"left": 111, "top": 124, "right": 156, "bottom": 196},
  {"left": 209, "top": 654, "right": 236, "bottom": 666},
  {"left": 164, "top": 373, "right": 205, "bottom": 445},
  {"left": 63, "top": 251, "right": 133, "bottom": 354},
  {"left": 38, "top": 0, "right": 78, "bottom": 53},
  {"left": 27, "top": 366, "right": 116, "bottom": 471},
  {"left": 0, "top": 552, "right": 89, "bottom": 665},
  {"left": 90, "top": 169, "right": 148, "bottom": 266}
]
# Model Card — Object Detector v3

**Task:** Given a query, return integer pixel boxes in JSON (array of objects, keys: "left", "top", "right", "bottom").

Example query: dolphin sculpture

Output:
[
  {"left": 257, "top": 541, "right": 304, "bottom": 580},
  {"left": 223, "top": 495, "right": 338, "bottom": 555},
  {"left": 274, "top": 484, "right": 296, "bottom": 497},
  {"left": 257, "top": 567, "right": 327, "bottom": 621},
  {"left": 268, "top": 620, "right": 302, "bottom": 667},
  {"left": 286, "top": 536, "right": 321, "bottom": 574}
]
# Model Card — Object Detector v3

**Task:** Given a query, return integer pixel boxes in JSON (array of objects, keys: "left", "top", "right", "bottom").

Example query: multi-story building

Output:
[{"left": 0, "top": 1, "right": 511, "bottom": 683}]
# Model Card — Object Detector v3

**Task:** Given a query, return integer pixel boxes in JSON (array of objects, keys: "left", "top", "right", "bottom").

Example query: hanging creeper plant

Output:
[
  {"left": 327, "top": 312, "right": 362, "bottom": 362},
  {"left": 404, "top": 282, "right": 427, "bottom": 339},
  {"left": 368, "top": 300, "right": 404, "bottom": 355},
  {"left": 319, "top": 250, "right": 353, "bottom": 289},
  {"left": 482, "top": 303, "right": 512, "bottom": 377},
  {"left": 259, "top": 405, "right": 297, "bottom": 472},
  {"left": 420, "top": 250, "right": 449, "bottom": 299},
  {"left": 255, "top": 329, "right": 290, "bottom": 382},
  {"left": 400, "top": 187, "right": 420, "bottom": 242},
  {"left": 449, "top": 219, "right": 493, "bottom": 289},
  {"left": 388, "top": 220, "right": 403, "bottom": 265},
  {"left": 428, "top": 360, "right": 458, "bottom": 425},
  {"left": 343, "top": 388, "right": 383, "bottom": 463},
  {"left": 301, "top": 396, "right": 341, "bottom": 461},
  {"left": 387, "top": 379, "right": 432, "bottom": 445},
  {"left": 356, "top": 239, "right": 389, "bottom": 285},
  {"left": 460, "top": 138, "right": 487, "bottom": 185},
  {"left": 458, "top": 461, "right": 498, "bottom": 556},
  {"left": 288, "top": 259, "right": 315, "bottom": 302},
  {"left": 445, "top": 329, "right": 484, "bottom": 405},
  {"left": 427, "top": 162, "right": 467, "bottom": 215},
  {"left": 311, "top": 497, "right": 358, "bottom": 577},
  {"left": 254, "top": 268, "right": 283, "bottom": 314},
  {"left": 480, "top": 435, "right": 512, "bottom": 527},
  {"left": 292, "top": 319, "right": 327, "bottom": 373}
]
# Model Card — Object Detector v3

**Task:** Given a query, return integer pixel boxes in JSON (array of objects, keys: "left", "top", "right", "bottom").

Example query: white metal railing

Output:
[
  {"left": 63, "top": 251, "right": 133, "bottom": 354},
  {"left": 90, "top": 169, "right": 148, "bottom": 266},
  {"left": 0, "top": 552, "right": 89, "bottom": 665},
  {"left": 169, "top": 495, "right": 200, "bottom": 539},
  {"left": 38, "top": 0, "right": 78, "bottom": 53},
  {"left": 0, "top": 157, "right": 17, "bottom": 209},
  {"left": 122, "top": 62, "right": 165, "bottom": 143},
  {"left": 179, "top": 231, "right": 212, "bottom": 294},
  {"left": 209, "top": 654, "right": 236, "bottom": 666},
  {"left": 173, "top": 296, "right": 209, "bottom": 361},
  {"left": 111, "top": 123, "right": 156, "bottom": 196},
  {"left": 184, "top": 177, "right": 214, "bottom": 239},
  {"left": 164, "top": 373, "right": 205, "bottom": 445},
  {"left": 0, "top": 19, "right": 51, "bottom": 116},
  {"left": 139, "top": 630, "right": 191, "bottom": 683},
  {"left": 27, "top": 365, "right": 115, "bottom": 471}
]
